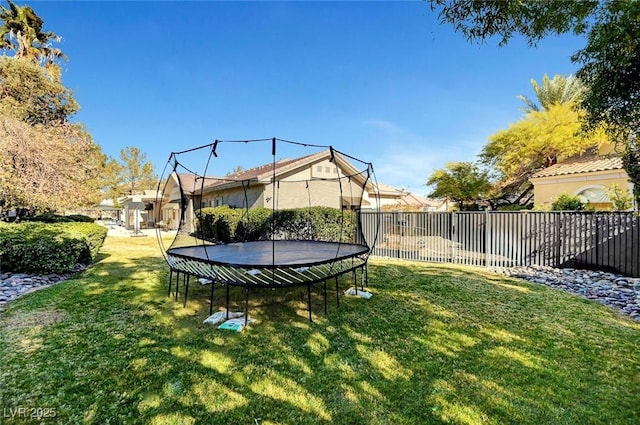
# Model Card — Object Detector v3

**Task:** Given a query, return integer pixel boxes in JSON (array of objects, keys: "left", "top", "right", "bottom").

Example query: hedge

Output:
[
  {"left": 0, "top": 222, "right": 107, "bottom": 274},
  {"left": 24, "top": 213, "right": 95, "bottom": 223},
  {"left": 196, "top": 206, "right": 356, "bottom": 243}
]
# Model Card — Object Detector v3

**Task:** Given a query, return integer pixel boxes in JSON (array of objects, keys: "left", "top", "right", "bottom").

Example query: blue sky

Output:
[{"left": 28, "top": 1, "right": 585, "bottom": 196}]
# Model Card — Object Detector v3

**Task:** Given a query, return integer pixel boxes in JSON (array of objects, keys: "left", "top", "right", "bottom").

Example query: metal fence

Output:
[{"left": 360, "top": 211, "right": 640, "bottom": 277}]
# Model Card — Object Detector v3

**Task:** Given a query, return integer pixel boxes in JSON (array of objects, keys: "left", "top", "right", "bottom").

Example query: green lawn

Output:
[{"left": 1, "top": 236, "right": 639, "bottom": 424}]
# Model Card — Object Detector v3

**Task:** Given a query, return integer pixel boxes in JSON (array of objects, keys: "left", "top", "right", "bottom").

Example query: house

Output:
[
  {"left": 158, "top": 149, "right": 403, "bottom": 231},
  {"left": 529, "top": 145, "right": 632, "bottom": 209},
  {"left": 118, "top": 190, "right": 161, "bottom": 230},
  {"left": 381, "top": 188, "right": 447, "bottom": 212}
]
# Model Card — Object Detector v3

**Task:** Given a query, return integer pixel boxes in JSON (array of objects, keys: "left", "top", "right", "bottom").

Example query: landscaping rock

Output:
[
  {"left": 0, "top": 269, "right": 77, "bottom": 310},
  {"left": 491, "top": 265, "right": 640, "bottom": 322}
]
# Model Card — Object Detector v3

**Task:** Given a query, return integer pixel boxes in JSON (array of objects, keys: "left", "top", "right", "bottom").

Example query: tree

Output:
[
  {"left": 103, "top": 146, "right": 158, "bottom": 199},
  {"left": 426, "top": 161, "right": 491, "bottom": 211},
  {"left": 480, "top": 102, "right": 605, "bottom": 198},
  {"left": 574, "top": 1, "right": 640, "bottom": 135},
  {"left": 0, "top": 3, "right": 106, "bottom": 219},
  {"left": 0, "top": 0, "right": 65, "bottom": 66},
  {"left": 0, "top": 56, "right": 78, "bottom": 125},
  {"left": 517, "top": 74, "right": 587, "bottom": 113},
  {"left": 622, "top": 139, "right": 640, "bottom": 208},
  {"left": 0, "top": 56, "right": 102, "bottom": 219},
  {"left": 573, "top": 1, "right": 640, "bottom": 206},
  {"left": 226, "top": 165, "right": 244, "bottom": 176},
  {"left": 429, "top": 1, "right": 597, "bottom": 47},
  {"left": 607, "top": 184, "right": 633, "bottom": 211},
  {"left": 429, "top": 0, "right": 640, "bottom": 206},
  {"left": 0, "top": 113, "right": 106, "bottom": 217}
]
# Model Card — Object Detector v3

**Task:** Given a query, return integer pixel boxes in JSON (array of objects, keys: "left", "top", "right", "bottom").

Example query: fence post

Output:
[
  {"left": 555, "top": 211, "right": 562, "bottom": 267},
  {"left": 595, "top": 215, "right": 599, "bottom": 268},
  {"left": 393, "top": 211, "right": 399, "bottom": 259},
  {"left": 450, "top": 211, "right": 456, "bottom": 263},
  {"left": 484, "top": 210, "right": 490, "bottom": 267}
]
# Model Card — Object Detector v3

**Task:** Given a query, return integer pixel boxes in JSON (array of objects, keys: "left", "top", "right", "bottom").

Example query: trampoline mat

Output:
[{"left": 167, "top": 240, "right": 369, "bottom": 268}]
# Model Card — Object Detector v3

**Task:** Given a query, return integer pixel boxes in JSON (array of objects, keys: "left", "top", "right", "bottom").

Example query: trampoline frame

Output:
[{"left": 167, "top": 240, "right": 370, "bottom": 322}]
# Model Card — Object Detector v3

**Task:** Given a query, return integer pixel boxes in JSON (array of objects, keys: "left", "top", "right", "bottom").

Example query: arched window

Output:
[{"left": 576, "top": 185, "right": 609, "bottom": 203}]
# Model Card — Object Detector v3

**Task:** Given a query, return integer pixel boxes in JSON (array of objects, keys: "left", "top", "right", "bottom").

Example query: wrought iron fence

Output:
[{"left": 360, "top": 211, "right": 640, "bottom": 277}]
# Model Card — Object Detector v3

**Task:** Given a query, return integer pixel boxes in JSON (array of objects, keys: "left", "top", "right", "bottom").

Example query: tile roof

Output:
[
  {"left": 375, "top": 182, "right": 403, "bottom": 196},
  {"left": 531, "top": 154, "right": 624, "bottom": 178},
  {"left": 399, "top": 193, "right": 443, "bottom": 207},
  {"left": 197, "top": 150, "right": 328, "bottom": 192}
]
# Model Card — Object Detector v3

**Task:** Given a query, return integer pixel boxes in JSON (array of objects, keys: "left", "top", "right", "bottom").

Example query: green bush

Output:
[
  {"left": 236, "top": 208, "right": 272, "bottom": 241},
  {"left": 66, "top": 214, "right": 95, "bottom": 223},
  {"left": 551, "top": 194, "right": 586, "bottom": 211},
  {"left": 0, "top": 222, "right": 107, "bottom": 273},
  {"left": 196, "top": 206, "right": 243, "bottom": 242},
  {"left": 60, "top": 223, "right": 109, "bottom": 262},
  {"left": 24, "top": 213, "right": 95, "bottom": 223},
  {"left": 196, "top": 206, "right": 357, "bottom": 243}
]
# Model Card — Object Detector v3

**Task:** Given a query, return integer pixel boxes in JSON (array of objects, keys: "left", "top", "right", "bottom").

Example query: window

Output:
[
  {"left": 317, "top": 165, "right": 322, "bottom": 173},
  {"left": 325, "top": 166, "right": 330, "bottom": 173},
  {"left": 576, "top": 186, "right": 608, "bottom": 203}
]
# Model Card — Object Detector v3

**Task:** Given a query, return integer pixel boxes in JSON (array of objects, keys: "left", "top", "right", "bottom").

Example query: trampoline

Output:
[{"left": 156, "top": 137, "right": 380, "bottom": 322}]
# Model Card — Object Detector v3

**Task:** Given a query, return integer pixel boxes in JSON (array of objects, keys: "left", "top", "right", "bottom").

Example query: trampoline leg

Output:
[
  {"left": 168, "top": 270, "right": 173, "bottom": 297},
  {"left": 183, "top": 275, "right": 190, "bottom": 308},
  {"left": 360, "top": 265, "right": 365, "bottom": 290},
  {"left": 353, "top": 270, "right": 358, "bottom": 295},
  {"left": 225, "top": 284, "right": 230, "bottom": 320},
  {"left": 365, "top": 263, "right": 369, "bottom": 288},
  {"left": 244, "top": 288, "right": 249, "bottom": 326},
  {"left": 307, "top": 284, "right": 313, "bottom": 322},
  {"left": 175, "top": 272, "right": 180, "bottom": 301},
  {"left": 335, "top": 277, "right": 340, "bottom": 308},
  {"left": 209, "top": 281, "right": 215, "bottom": 316},
  {"left": 323, "top": 280, "right": 328, "bottom": 315}
]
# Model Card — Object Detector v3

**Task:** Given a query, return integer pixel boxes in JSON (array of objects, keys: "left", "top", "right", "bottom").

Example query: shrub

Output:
[
  {"left": 607, "top": 184, "right": 633, "bottom": 211},
  {"left": 196, "top": 206, "right": 357, "bottom": 243},
  {"left": 304, "top": 207, "right": 356, "bottom": 242},
  {"left": 0, "top": 222, "right": 107, "bottom": 273},
  {"left": 197, "top": 206, "right": 243, "bottom": 243},
  {"left": 236, "top": 208, "right": 272, "bottom": 241},
  {"left": 551, "top": 194, "right": 586, "bottom": 211},
  {"left": 59, "top": 223, "right": 108, "bottom": 262},
  {"left": 24, "top": 213, "right": 95, "bottom": 223},
  {"left": 66, "top": 214, "right": 95, "bottom": 223}
]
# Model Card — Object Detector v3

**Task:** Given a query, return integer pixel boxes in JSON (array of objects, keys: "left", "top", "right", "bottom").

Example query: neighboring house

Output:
[
  {"left": 381, "top": 188, "right": 447, "bottom": 212},
  {"left": 530, "top": 149, "right": 632, "bottom": 209},
  {"left": 119, "top": 190, "right": 161, "bottom": 230},
  {"left": 159, "top": 149, "right": 402, "bottom": 232},
  {"left": 375, "top": 183, "right": 410, "bottom": 209},
  {"left": 398, "top": 191, "right": 446, "bottom": 211}
]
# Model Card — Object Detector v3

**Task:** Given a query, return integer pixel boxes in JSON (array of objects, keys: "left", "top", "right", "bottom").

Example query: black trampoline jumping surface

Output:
[{"left": 167, "top": 240, "right": 369, "bottom": 269}]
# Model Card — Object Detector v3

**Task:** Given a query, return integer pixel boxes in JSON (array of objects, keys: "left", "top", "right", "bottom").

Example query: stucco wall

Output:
[
  {"left": 202, "top": 186, "right": 264, "bottom": 209},
  {"left": 531, "top": 170, "right": 630, "bottom": 208},
  {"left": 265, "top": 179, "right": 350, "bottom": 209},
  {"left": 194, "top": 159, "right": 398, "bottom": 211}
]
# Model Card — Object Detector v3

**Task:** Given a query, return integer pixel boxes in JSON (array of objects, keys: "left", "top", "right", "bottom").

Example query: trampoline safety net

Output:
[{"left": 155, "top": 137, "right": 381, "bottom": 320}]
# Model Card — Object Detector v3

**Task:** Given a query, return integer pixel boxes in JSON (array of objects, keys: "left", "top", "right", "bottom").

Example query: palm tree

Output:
[
  {"left": 0, "top": 0, "right": 65, "bottom": 65},
  {"left": 518, "top": 74, "right": 586, "bottom": 113}
]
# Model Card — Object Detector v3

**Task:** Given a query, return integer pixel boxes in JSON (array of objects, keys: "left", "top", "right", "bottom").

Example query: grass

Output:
[{"left": 1, "top": 235, "right": 639, "bottom": 424}]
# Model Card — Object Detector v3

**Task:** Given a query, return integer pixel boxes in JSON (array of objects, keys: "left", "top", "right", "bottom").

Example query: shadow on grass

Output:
[{"left": 1, "top": 238, "right": 639, "bottom": 424}]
